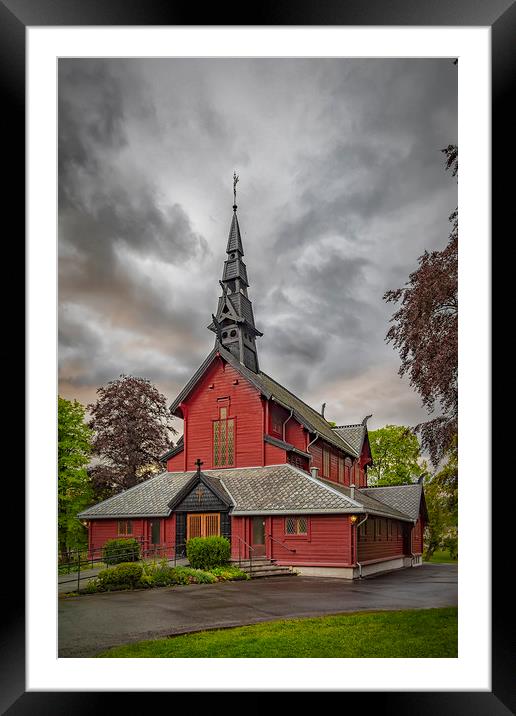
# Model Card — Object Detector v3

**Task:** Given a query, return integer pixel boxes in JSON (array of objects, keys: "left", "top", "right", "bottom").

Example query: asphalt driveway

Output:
[{"left": 58, "top": 563, "right": 457, "bottom": 657}]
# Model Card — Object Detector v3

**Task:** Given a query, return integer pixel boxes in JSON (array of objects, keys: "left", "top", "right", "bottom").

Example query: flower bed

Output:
[{"left": 82, "top": 559, "right": 248, "bottom": 593}]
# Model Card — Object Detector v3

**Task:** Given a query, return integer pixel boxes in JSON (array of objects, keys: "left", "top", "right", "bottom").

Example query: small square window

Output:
[{"left": 285, "top": 516, "right": 308, "bottom": 535}]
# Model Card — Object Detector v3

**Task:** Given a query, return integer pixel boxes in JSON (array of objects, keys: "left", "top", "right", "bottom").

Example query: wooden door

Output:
[
  {"left": 187, "top": 513, "right": 220, "bottom": 540},
  {"left": 252, "top": 517, "right": 266, "bottom": 557}
]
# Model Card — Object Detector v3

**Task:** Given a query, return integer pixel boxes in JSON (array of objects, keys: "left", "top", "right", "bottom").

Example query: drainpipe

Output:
[
  {"left": 306, "top": 432, "right": 319, "bottom": 462},
  {"left": 355, "top": 514, "right": 369, "bottom": 579},
  {"left": 282, "top": 408, "right": 294, "bottom": 442}
]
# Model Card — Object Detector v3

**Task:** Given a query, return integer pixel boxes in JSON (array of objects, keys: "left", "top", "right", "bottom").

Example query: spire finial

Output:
[
  {"left": 233, "top": 171, "right": 239, "bottom": 210},
  {"left": 195, "top": 458, "right": 203, "bottom": 475}
]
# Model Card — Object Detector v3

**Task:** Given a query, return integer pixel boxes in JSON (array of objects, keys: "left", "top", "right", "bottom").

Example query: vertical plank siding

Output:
[
  {"left": 357, "top": 518, "right": 406, "bottom": 563},
  {"left": 176, "top": 358, "right": 264, "bottom": 470}
]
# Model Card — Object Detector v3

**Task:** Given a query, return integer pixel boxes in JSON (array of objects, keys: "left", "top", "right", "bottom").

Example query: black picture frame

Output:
[{"left": 7, "top": 0, "right": 510, "bottom": 711}]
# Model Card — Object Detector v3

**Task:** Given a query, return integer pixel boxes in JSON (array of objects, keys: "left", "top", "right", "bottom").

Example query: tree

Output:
[
  {"left": 384, "top": 145, "right": 458, "bottom": 466},
  {"left": 367, "top": 425, "right": 426, "bottom": 486},
  {"left": 58, "top": 396, "right": 93, "bottom": 559},
  {"left": 87, "top": 375, "right": 176, "bottom": 499},
  {"left": 423, "top": 437, "right": 458, "bottom": 559}
]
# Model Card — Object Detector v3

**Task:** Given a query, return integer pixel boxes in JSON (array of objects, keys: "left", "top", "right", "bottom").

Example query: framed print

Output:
[{"left": 6, "top": 0, "right": 511, "bottom": 711}]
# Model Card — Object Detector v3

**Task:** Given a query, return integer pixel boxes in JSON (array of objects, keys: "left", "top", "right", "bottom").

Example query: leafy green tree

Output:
[
  {"left": 424, "top": 437, "right": 458, "bottom": 559},
  {"left": 58, "top": 396, "right": 93, "bottom": 560},
  {"left": 367, "top": 425, "right": 426, "bottom": 486}
]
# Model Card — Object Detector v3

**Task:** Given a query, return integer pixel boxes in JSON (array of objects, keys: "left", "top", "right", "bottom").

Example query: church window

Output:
[
  {"left": 338, "top": 456, "right": 344, "bottom": 483},
  {"left": 285, "top": 516, "right": 308, "bottom": 535},
  {"left": 323, "top": 447, "right": 330, "bottom": 477},
  {"left": 118, "top": 520, "right": 133, "bottom": 536},
  {"left": 345, "top": 457, "right": 352, "bottom": 483},
  {"left": 213, "top": 407, "right": 235, "bottom": 467},
  {"left": 270, "top": 407, "right": 282, "bottom": 436}
]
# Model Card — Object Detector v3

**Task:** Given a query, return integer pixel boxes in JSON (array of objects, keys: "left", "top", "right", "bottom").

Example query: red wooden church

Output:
[{"left": 80, "top": 190, "right": 427, "bottom": 579}]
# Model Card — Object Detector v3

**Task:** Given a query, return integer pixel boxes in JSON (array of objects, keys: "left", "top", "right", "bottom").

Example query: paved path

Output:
[{"left": 58, "top": 563, "right": 457, "bottom": 657}]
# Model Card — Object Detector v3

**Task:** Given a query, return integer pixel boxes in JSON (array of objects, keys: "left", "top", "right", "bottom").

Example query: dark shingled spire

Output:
[
  {"left": 226, "top": 207, "right": 244, "bottom": 255},
  {"left": 208, "top": 177, "right": 262, "bottom": 373}
]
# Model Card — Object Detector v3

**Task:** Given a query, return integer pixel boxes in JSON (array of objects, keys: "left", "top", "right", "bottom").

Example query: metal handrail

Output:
[
  {"left": 235, "top": 535, "right": 255, "bottom": 578},
  {"left": 266, "top": 533, "right": 297, "bottom": 555},
  {"left": 58, "top": 539, "right": 188, "bottom": 591}
]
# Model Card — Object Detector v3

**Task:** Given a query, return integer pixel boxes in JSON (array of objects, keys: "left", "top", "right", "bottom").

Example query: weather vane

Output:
[{"left": 233, "top": 171, "right": 239, "bottom": 205}]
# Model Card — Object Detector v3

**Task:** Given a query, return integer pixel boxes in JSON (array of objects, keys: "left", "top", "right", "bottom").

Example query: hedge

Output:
[
  {"left": 102, "top": 538, "right": 140, "bottom": 565},
  {"left": 186, "top": 536, "right": 231, "bottom": 569},
  {"left": 95, "top": 562, "right": 143, "bottom": 591}
]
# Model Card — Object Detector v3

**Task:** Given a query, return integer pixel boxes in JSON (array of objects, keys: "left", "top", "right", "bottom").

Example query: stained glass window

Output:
[{"left": 213, "top": 409, "right": 235, "bottom": 467}]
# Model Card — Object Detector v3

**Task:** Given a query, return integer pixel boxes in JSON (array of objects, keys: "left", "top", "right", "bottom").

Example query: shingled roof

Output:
[
  {"left": 359, "top": 484, "right": 425, "bottom": 522},
  {"left": 332, "top": 424, "right": 366, "bottom": 454},
  {"left": 169, "top": 345, "right": 358, "bottom": 457},
  {"left": 78, "top": 465, "right": 419, "bottom": 520}
]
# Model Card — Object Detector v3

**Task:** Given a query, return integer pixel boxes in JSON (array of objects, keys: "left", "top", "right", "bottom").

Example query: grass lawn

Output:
[
  {"left": 97, "top": 607, "right": 457, "bottom": 658},
  {"left": 425, "top": 550, "right": 458, "bottom": 564}
]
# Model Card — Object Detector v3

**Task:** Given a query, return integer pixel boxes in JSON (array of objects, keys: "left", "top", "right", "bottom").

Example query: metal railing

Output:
[
  {"left": 235, "top": 535, "right": 255, "bottom": 578},
  {"left": 266, "top": 534, "right": 297, "bottom": 558},
  {"left": 58, "top": 538, "right": 187, "bottom": 593}
]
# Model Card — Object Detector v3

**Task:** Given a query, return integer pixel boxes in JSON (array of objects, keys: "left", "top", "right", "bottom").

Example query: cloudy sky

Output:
[{"left": 58, "top": 58, "right": 457, "bottom": 433}]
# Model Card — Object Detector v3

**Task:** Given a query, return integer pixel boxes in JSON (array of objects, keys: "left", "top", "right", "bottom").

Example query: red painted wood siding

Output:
[
  {"left": 357, "top": 518, "right": 405, "bottom": 563},
  {"left": 89, "top": 517, "right": 176, "bottom": 559},
  {"left": 411, "top": 516, "right": 424, "bottom": 554},
  {"left": 177, "top": 357, "right": 264, "bottom": 470},
  {"left": 265, "top": 441, "right": 286, "bottom": 465},
  {"left": 269, "top": 515, "right": 353, "bottom": 566},
  {"left": 307, "top": 438, "right": 362, "bottom": 486},
  {"left": 230, "top": 516, "right": 249, "bottom": 559},
  {"left": 284, "top": 416, "right": 307, "bottom": 452},
  {"left": 167, "top": 451, "right": 184, "bottom": 472}
]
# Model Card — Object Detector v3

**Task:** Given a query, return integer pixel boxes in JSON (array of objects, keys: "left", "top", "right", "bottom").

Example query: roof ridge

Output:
[{"left": 333, "top": 423, "right": 363, "bottom": 429}]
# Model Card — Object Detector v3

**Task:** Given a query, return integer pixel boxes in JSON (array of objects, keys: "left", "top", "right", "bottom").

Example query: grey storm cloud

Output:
[{"left": 58, "top": 58, "right": 457, "bottom": 431}]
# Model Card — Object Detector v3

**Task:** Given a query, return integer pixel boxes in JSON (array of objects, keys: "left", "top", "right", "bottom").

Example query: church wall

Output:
[
  {"left": 411, "top": 515, "right": 424, "bottom": 554},
  {"left": 285, "top": 418, "right": 307, "bottom": 453},
  {"left": 180, "top": 356, "right": 264, "bottom": 470},
  {"left": 88, "top": 517, "right": 177, "bottom": 560},
  {"left": 264, "top": 442, "right": 286, "bottom": 465},
  {"left": 269, "top": 514, "right": 353, "bottom": 566},
  {"left": 357, "top": 518, "right": 406, "bottom": 563},
  {"left": 166, "top": 451, "right": 184, "bottom": 472}
]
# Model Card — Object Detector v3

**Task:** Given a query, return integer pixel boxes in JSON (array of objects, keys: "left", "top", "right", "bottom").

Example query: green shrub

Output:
[
  {"left": 186, "top": 536, "right": 231, "bottom": 570},
  {"left": 209, "top": 566, "right": 249, "bottom": 581},
  {"left": 102, "top": 538, "right": 140, "bottom": 565},
  {"left": 96, "top": 562, "right": 143, "bottom": 591}
]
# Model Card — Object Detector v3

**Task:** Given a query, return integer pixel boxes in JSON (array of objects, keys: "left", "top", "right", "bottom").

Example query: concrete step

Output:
[
  {"left": 246, "top": 568, "right": 294, "bottom": 579},
  {"left": 231, "top": 559, "right": 295, "bottom": 579},
  {"left": 231, "top": 559, "right": 273, "bottom": 568}
]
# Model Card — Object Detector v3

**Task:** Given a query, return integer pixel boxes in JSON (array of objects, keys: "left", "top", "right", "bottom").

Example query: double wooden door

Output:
[{"left": 187, "top": 513, "right": 220, "bottom": 540}]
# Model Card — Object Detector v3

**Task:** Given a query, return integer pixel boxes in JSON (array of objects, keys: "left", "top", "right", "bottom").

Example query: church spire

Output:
[{"left": 208, "top": 175, "right": 262, "bottom": 373}]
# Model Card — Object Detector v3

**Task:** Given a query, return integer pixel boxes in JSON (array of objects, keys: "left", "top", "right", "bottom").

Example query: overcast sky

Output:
[{"left": 58, "top": 58, "right": 457, "bottom": 433}]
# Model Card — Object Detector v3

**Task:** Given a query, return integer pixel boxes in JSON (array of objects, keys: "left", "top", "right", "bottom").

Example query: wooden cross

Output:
[
  {"left": 195, "top": 458, "right": 203, "bottom": 473},
  {"left": 194, "top": 486, "right": 204, "bottom": 504}
]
